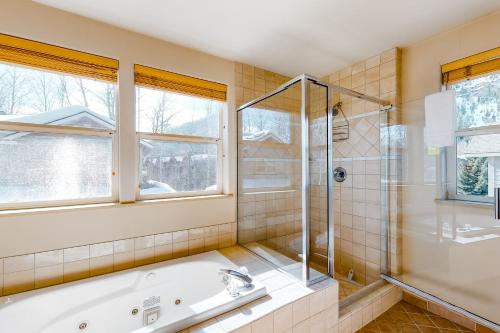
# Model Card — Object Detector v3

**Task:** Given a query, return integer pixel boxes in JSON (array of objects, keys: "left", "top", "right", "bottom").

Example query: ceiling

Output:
[{"left": 35, "top": 0, "right": 500, "bottom": 77}]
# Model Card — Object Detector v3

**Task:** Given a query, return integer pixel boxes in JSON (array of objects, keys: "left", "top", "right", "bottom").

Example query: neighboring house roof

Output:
[
  {"left": 0, "top": 106, "right": 115, "bottom": 129},
  {"left": 244, "top": 130, "right": 285, "bottom": 143},
  {"left": 458, "top": 135, "right": 500, "bottom": 158}
]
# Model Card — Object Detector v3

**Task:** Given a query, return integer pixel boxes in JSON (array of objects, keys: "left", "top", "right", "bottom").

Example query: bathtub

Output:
[{"left": 0, "top": 250, "right": 267, "bottom": 333}]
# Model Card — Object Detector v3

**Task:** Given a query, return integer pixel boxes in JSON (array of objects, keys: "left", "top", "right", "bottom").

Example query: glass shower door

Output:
[{"left": 237, "top": 77, "right": 331, "bottom": 284}]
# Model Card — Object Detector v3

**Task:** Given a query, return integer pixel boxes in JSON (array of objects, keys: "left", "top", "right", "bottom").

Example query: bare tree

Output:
[
  {"left": 0, "top": 68, "right": 8, "bottom": 113},
  {"left": 56, "top": 76, "right": 71, "bottom": 108},
  {"left": 92, "top": 84, "right": 116, "bottom": 120},
  {"left": 32, "top": 72, "right": 55, "bottom": 113},
  {"left": 150, "top": 93, "right": 177, "bottom": 133},
  {"left": 76, "top": 78, "right": 89, "bottom": 107},
  {"left": 5, "top": 67, "right": 29, "bottom": 114}
]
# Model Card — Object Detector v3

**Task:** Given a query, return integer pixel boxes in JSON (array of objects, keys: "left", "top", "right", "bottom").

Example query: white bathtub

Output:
[{"left": 0, "top": 251, "right": 267, "bottom": 333}]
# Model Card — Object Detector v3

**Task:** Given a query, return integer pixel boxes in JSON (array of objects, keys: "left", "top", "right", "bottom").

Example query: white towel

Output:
[{"left": 424, "top": 90, "right": 456, "bottom": 148}]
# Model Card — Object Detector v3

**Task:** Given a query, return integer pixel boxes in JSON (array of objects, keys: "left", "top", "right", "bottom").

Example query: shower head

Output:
[{"left": 331, "top": 102, "right": 342, "bottom": 116}]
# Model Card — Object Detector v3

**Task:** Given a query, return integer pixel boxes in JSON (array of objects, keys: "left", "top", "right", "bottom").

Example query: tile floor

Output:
[{"left": 357, "top": 300, "right": 474, "bottom": 333}]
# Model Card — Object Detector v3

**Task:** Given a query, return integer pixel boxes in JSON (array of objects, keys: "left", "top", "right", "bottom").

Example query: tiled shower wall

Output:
[
  {"left": 236, "top": 63, "right": 305, "bottom": 259},
  {"left": 327, "top": 48, "right": 402, "bottom": 285},
  {"left": 0, "top": 222, "right": 236, "bottom": 296}
]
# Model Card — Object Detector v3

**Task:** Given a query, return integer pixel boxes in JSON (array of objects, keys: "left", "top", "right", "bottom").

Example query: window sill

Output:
[
  {"left": 434, "top": 198, "right": 493, "bottom": 209},
  {"left": 0, "top": 194, "right": 233, "bottom": 217}
]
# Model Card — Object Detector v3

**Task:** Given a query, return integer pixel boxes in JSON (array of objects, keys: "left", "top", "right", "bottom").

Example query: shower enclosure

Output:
[{"left": 237, "top": 75, "right": 392, "bottom": 299}]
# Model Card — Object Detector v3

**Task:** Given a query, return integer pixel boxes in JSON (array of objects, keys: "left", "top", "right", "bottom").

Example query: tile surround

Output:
[
  {"left": 327, "top": 48, "right": 402, "bottom": 285},
  {"left": 178, "top": 246, "right": 340, "bottom": 333},
  {"left": 0, "top": 222, "right": 236, "bottom": 296}
]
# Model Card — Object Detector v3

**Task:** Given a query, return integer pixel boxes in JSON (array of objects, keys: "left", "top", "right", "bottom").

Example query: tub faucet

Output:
[{"left": 219, "top": 269, "right": 252, "bottom": 296}]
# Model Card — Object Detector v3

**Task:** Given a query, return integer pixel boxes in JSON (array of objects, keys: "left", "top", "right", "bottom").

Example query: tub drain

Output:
[
  {"left": 78, "top": 321, "right": 88, "bottom": 330},
  {"left": 174, "top": 299, "right": 182, "bottom": 305}
]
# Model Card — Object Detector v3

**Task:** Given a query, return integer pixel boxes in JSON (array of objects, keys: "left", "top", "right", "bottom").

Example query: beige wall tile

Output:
[
  {"left": 189, "top": 228, "right": 205, "bottom": 240},
  {"left": 234, "top": 62, "right": 243, "bottom": 74},
  {"left": 293, "top": 318, "right": 310, "bottom": 333},
  {"left": 351, "top": 62, "right": 365, "bottom": 75},
  {"left": 0, "top": 258, "right": 3, "bottom": 296},
  {"left": 219, "top": 232, "right": 236, "bottom": 248},
  {"left": 134, "top": 235, "right": 155, "bottom": 249},
  {"left": 172, "top": 241, "right": 189, "bottom": 258},
  {"left": 310, "top": 310, "right": 326, "bottom": 333},
  {"left": 402, "top": 291, "right": 428, "bottom": 310},
  {"left": 154, "top": 232, "right": 172, "bottom": 246},
  {"left": 381, "top": 48, "right": 397, "bottom": 63},
  {"left": 380, "top": 60, "right": 396, "bottom": 79},
  {"left": 188, "top": 238, "right": 204, "bottom": 255},
  {"left": 135, "top": 247, "right": 155, "bottom": 266},
  {"left": 90, "top": 242, "right": 113, "bottom": 258},
  {"left": 4, "top": 269, "right": 34, "bottom": 294},
  {"left": 4, "top": 254, "right": 34, "bottom": 273},
  {"left": 427, "top": 302, "right": 476, "bottom": 331},
  {"left": 63, "top": 259, "right": 89, "bottom": 282},
  {"left": 204, "top": 236, "right": 219, "bottom": 251},
  {"left": 380, "top": 76, "right": 397, "bottom": 94},
  {"left": 274, "top": 304, "right": 293, "bottom": 333},
  {"left": 90, "top": 255, "right": 113, "bottom": 276},
  {"left": 293, "top": 296, "right": 310, "bottom": 325},
  {"left": 35, "top": 264, "right": 63, "bottom": 288},
  {"left": 351, "top": 72, "right": 365, "bottom": 89},
  {"left": 326, "top": 304, "right": 339, "bottom": 329},
  {"left": 309, "top": 289, "right": 326, "bottom": 316},
  {"left": 339, "top": 315, "right": 351, "bottom": 333},
  {"left": 476, "top": 324, "right": 497, "bottom": 333},
  {"left": 251, "top": 313, "right": 273, "bottom": 332},
  {"left": 64, "top": 246, "right": 89, "bottom": 263},
  {"left": 154, "top": 244, "right": 172, "bottom": 262},
  {"left": 372, "top": 296, "right": 382, "bottom": 318},
  {"left": 35, "top": 250, "right": 63, "bottom": 268},
  {"left": 351, "top": 308, "right": 363, "bottom": 332},
  {"left": 362, "top": 303, "right": 373, "bottom": 326},
  {"left": 339, "top": 67, "right": 351, "bottom": 79},
  {"left": 365, "top": 55, "right": 380, "bottom": 69},
  {"left": 114, "top": 239, "right": 134, "bottom": 254},
  {"left": 113, "top": 251, "right": 134, "bottom": 271},
  {"left": 365, "top": 66, "right": 379, "bottom": 84},
  {"left": 339, "top": 77, "right": 351, "bottom": 89},
  {"left": 172, "top": 230, "right": 189, "bottom": 243},
  {"left": 204, "top": 226, "right": 219, "bottom": 238},
  {"left": 218, "top": 223, "right": 233, "bottom": 235}
]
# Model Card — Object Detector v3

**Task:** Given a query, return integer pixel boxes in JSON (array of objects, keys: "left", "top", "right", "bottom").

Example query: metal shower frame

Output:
[{"left": 236, "top": 74, "right": 391, "bottom": 285}]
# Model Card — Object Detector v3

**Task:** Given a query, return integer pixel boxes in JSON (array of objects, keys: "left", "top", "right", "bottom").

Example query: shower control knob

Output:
[{"left": 333, "top": 167, "right": 347, "bottom": 182}]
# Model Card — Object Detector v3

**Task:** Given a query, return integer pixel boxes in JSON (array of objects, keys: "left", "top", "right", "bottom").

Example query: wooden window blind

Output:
[
  {"left": 0, "top": 33, "right": 118, "bottom": 82},
  {"left": 134, "top": 64, "right": 227, "bottom": 101},
  {"left": 442, "top": 47, "right": 500, "bottom": 85}
]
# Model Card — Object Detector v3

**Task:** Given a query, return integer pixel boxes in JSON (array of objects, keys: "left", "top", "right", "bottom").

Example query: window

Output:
[
  {"left": 442, "top": 48, "right": 500, "bottom": 203},
  {"left": 135, "top": 65, "right": 226, "bottom": 198},
  {"left": 0, "top": 34, "right": 118, "bottom": 207},
  {"left": 242, "top": 107, "right": 292, "bottom": 144},
  {"left": 239, "top": 107, "right": 294, "bottom": 190}
]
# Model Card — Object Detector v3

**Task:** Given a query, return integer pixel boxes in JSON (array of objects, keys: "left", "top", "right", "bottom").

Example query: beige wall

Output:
[
  {"left": 0, "top": 0, "right": 236, "bottom": 258},
  {"left": 400, "top": 10, "right": 500, "bottom": 323}
]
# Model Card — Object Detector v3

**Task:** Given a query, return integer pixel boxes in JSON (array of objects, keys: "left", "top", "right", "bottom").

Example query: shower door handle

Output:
[{"left": 495, "top": 188, "right": 500, "bottom": 220}]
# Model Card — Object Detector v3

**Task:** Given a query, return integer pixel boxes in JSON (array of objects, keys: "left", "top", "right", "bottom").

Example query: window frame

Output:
[
  {"left": 442, "top": 72, "right": 500, "bottom": 204},
  {"left": 0, "top": 118, "right": 118, "bottom": 210},
  {"left": 135, "top": 87, "right": 225, "bottom": 200}
]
